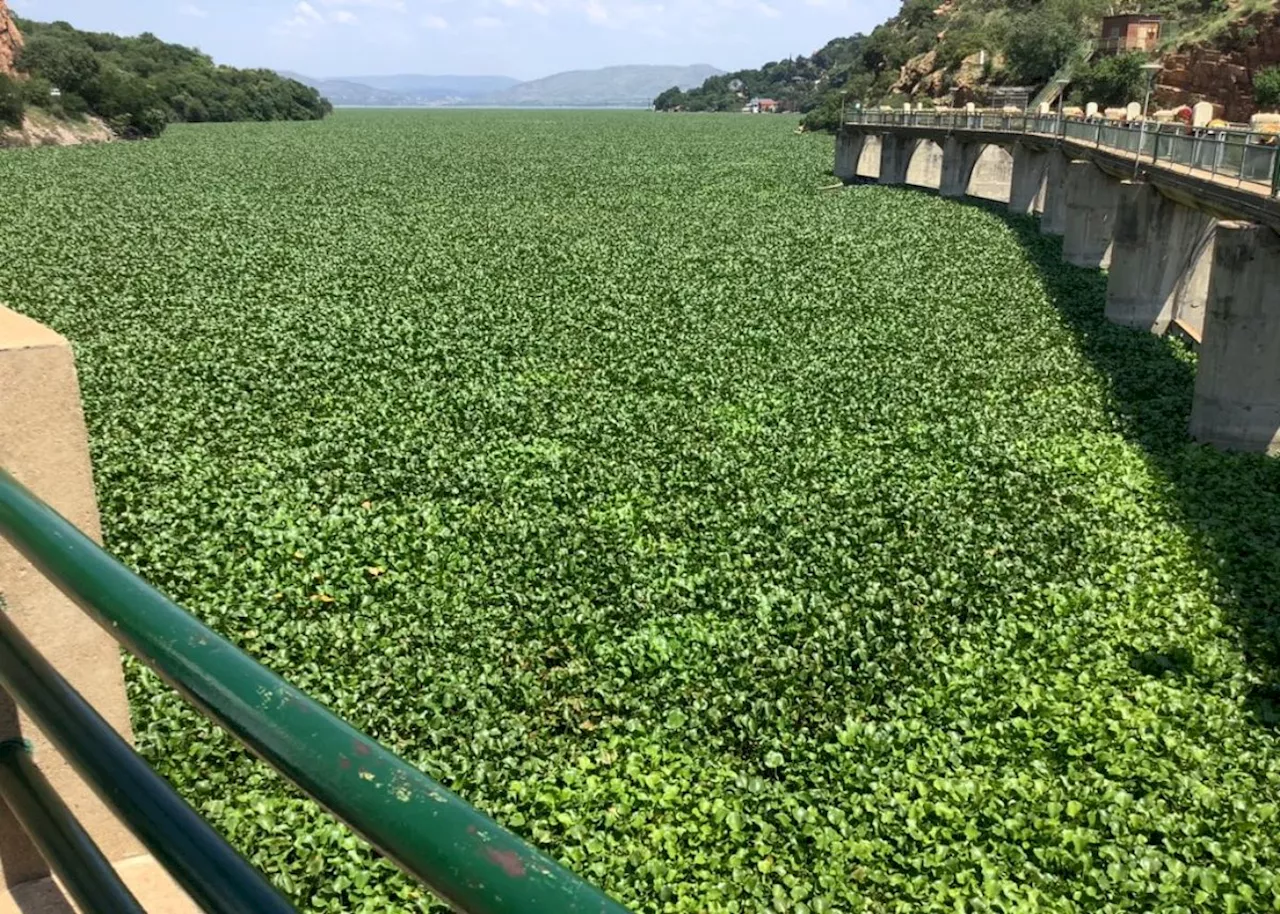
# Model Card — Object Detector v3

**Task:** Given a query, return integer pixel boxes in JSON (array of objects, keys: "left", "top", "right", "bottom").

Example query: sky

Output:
[{"left": 9, "top": 0, "right": 900, "bottom": 82}]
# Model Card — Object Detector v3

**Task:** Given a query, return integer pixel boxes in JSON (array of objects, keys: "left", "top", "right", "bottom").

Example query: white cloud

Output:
[
  {"left": 179, "top": 3, "right": 208, "bottom": 17},
  {"left": 421, "top": 13, "right": 449, "bottom": 29},
  {"left": 319, "top": 0, "right": 406, "bottom": 9},
  {"left": 472, "top": 15, "right": 505, "bottom": 28}
]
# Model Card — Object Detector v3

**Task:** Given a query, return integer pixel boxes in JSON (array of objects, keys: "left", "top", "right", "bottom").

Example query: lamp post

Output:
[
  {"left": 1054, "top": 77, "right": 1070, "bottom": 136},
  {"left": 1134, "top": 62, "right": 1163, "bottom": 177}
]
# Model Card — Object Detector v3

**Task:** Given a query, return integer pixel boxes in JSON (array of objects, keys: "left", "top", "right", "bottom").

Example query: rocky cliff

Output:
[
  {"left": 0, "top": 0, "right": 23, "bottom": 77},
  {"left": 1156, "top": 10, "right": 1280, "bottom": 122}
]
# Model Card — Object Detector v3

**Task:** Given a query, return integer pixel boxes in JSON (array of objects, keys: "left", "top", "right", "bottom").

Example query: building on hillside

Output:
[
  {"left": 744, "top": 97, "right": 779, "bottom": 114},
  {"left": 1097, "top": 14, "right": 1163, "bottom": 55}
]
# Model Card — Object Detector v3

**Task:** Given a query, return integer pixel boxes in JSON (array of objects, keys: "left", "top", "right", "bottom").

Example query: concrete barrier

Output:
[
  {"left": 1106, "top": 182, "right": 1215, "bottom": 335},
  {"left": 967, "top": 144, "right": 1013, "bottom": 204},
  {"left": 1039, "top": 150, "right": 1069, "bottom": 236},
  {"left": 855, "top": 134, "right": 881, "bottom": 180},
  {"left": 835, "top": 131, "right": 861, "bottom": 182},
  {"left": 0, "top": 305, "right": 195, "bottom": 913},
  {"left": 878, "top": 134, "right": 910, "bottom": 186}
]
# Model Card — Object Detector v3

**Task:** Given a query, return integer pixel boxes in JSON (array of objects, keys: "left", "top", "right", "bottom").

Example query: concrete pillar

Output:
[
  {"left": 967, "top": 144, "right": 1014, "bottom": 203},
  {"left": 904, "top": 139, "right": 943, "bottom": 190},
  {"left": 878, "top": 134, "right": 909, "bottom": 185},
  {"left": 1040, "top": 150, "right": 1069, "bottom": 236},
  {"left": 855, "top": 134, "right": 881, "bottom": 180},
  {"left": 1105, "top": 182, "right": 1215, "bottom": 335},
  {"left": 1062, "top": 160, "right": 1118, "bottom": 269},
  {"left": 940, "top": 136, "right": 974, "bottom": 198},
  {"left": 0, "top": 306, "right": 195, "bottom": 913},
  {"left": 835, "top": 130, "right": 862, "bottom": 183},
  {"left": 1008, "top": 144, "right": 1049, "bottom": 216},
  {"left": 1189, "top": 222, "right": 1280, "bottom": 454}
]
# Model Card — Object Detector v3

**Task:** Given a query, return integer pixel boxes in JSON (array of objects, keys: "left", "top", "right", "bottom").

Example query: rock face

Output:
[
  {"left": 0, "top": 0, "right": 23, "bottom": 77},
  {"left": 1156, "top": 11, "right": 1280, "bottom": 123}
]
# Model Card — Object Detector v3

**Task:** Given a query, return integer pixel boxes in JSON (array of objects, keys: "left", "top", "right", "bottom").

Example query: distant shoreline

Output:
[{"left": 332, "top": 104, "right": 655, "bottom": 111}]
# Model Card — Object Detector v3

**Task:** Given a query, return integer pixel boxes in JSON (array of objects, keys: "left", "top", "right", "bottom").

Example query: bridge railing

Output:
[
  {"left": 0, "top": 467, "right": 630, "bottom": 914},
  {"left": 846, "top": 109, "right": 1280, "bottom": 197}
]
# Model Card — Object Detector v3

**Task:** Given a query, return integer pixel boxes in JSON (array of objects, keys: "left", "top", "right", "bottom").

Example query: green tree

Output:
[
  {"left": 653, "top": 86, "right": 687, "bottom": 110},
  {"left": 1255, "top": 66, "right": 1280, "bottom": 111},
  {"left": 1072, "top": 52, "right": 1149, "bottom": 107},
  {"left": 1005, "top": 8, "right": 1079, "bottom": 84},
  {"left": 0, "top": 74, "right": 25, "bottom": 128}
]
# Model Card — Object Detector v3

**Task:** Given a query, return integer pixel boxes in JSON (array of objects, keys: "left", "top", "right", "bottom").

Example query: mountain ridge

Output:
[{"left": 286, "top": 64, "right": 723, "bottom": 108}]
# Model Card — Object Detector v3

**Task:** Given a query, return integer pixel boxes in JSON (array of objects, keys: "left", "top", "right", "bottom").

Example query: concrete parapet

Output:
[
  {"left": 1190, "top": 222, "right": 1280, "bottom": 453},
  {"left": 1039, "top": 150, "right": 1069, "bottom": 236},
  {"left": 878, "top": 134, "right": 909, "bottom": 185},
  {"left": 967, "top": 144, "right": 1013, "bottom": 204},
  {"left": 0, "top": 306, "right": 195, "bottom": 912},
  {"left": 904, "top": 138, "right": 943, "bottom": 190},
  {"left": 1009, "top": 144, "right": 1048, "bottom": 216},
  {"left": 1063, "top": 160, "right": 1118, "bottom": 269},
  {"left": 1106, "top": 182, "right": 1215, "bottom": 335}
]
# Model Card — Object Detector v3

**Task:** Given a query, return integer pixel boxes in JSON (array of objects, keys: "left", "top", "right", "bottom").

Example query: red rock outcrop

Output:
[
  {"left": 0, "top": 0, "right": 23, "bottom": 77},
  {"left": 1156, "top": 11, "right": 1280, "bottom": 122}
]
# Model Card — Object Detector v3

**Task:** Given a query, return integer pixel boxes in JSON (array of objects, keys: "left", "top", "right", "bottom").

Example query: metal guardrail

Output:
[
  {"left": 846, "top": 109, "right": 1280, "bottom": 198},
  {"left": 0, "top": 468, "right": 631, "bottom": 914}
]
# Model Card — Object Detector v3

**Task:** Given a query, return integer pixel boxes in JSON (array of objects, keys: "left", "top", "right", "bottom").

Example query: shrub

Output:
[
  {"left": 0, "top": 74, "right": 24, "bottom": 128},
  {"left": 1255, "top": 66, "right": 1280, "bottom": 111},
  {"left": 1073, "top": 52, "right": 1150, "bottom": 107}
]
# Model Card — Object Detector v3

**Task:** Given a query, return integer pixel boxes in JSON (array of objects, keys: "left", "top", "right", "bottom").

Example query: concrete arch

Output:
[
  {"left": 855, "top": 134, "right": 882, "bottom": 180},
  {"left": 966, "top": 144, "right": 1014, "bottom": 203},
  {"left": 904, "top": 139, "right": 944, "bottom": 190}
]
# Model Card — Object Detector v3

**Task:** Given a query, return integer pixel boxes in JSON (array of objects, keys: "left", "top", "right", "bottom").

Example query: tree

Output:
[
  {"left": 1072, "top": 53, "right": 1149, "bottom": 107},
  {"left": 1005, "top": 8, "right": 1079, "bottom": 84},
  {"left": 0, "top": 74, "right": 25, "bottom": 128},
  {"left": 1255, "top": 66, "right": 1280, "bottom": 111},
  {"left": 653, "top": 86, "right": 687, "bottom": 110}
]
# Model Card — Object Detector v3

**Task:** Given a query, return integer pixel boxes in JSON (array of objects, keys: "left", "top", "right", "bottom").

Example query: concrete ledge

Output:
[
  {"left": 0, "top": 855, "right": 197, "bottom": 914},
  {"left": 0, "top": 305, "right": 141, "bottom": 887}
]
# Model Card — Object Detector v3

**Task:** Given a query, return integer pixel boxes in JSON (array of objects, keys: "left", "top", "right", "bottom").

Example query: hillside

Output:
[
  {"left": 661, "top": 0, "right": 1280, "bottom": 127},
  {"left": 484, "top": 64, "right": 721, "bottom": 108},
  {"left": 2, "top": 12, "right": 329, "bottom": 141},
  {"left": 279, "top": 72, "right": 519, "bottom": 107}
]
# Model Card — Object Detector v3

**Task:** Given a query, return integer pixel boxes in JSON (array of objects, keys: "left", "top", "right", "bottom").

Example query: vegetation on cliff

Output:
[
  {"left": 658, "top": 0, "right": 1277, "bottom": 129},
  {"left": 11, "top": 17, "right": 330, "bottom": 138}
]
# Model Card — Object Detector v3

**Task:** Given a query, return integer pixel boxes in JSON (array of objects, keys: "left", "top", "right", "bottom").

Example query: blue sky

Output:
[{"left": 10, "top": 0, "right": 899, "bottom": 81}]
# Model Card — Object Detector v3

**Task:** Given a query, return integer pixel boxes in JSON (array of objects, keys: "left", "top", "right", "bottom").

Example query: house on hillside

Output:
[
  {"left": 1097, "top": 14, "right": 1163, "bottom": 55},
  {"left": 744, "top": 97, "right": 779, "bottom": 114}
]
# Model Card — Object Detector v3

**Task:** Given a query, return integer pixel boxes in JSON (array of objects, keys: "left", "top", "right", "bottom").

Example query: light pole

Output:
[
  {"left": 1134, "top": 62, "right": 1163, "bottom": 177},
  {"left": 1054, "top": 77, "right": 1070, "bottom": 135}
]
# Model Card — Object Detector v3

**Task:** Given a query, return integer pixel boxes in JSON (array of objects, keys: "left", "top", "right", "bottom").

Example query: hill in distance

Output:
[
  {"left": 480, "top": 64, "right": 723, "bottom": 108},
  {"left": 278, "top": 71, "right": 517, "bottom": 106},
  {"left": 287, "top": 64, "right": 723, "bottom": 109}
]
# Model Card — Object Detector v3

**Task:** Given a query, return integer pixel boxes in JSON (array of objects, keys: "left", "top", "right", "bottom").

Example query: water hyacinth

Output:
[{"left": 1, "top": 110, "right": 1279, "bottom": 912}]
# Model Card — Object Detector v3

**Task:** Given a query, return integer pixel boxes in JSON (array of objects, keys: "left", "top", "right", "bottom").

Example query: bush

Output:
[
  {"left": 1255, "top": 66, "right": 1280, "bottom": 111},
  {"left": 0, "top": 74, "right": 24, "bottom": 128},
  {"left": 1073, "top": 52, "right": 1150, "bottom": 108},
  {"left": 1005, "top": 8, "right": 1078, "bottom": 84}
]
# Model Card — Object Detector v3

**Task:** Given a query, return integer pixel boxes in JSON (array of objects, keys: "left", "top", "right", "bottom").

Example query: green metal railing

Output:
[
  {"left": 0, "top": 467, "right": 631, "bottom": 914},
  {"left": 845, "top": 108, "right": 1280, "bottom": 198}
]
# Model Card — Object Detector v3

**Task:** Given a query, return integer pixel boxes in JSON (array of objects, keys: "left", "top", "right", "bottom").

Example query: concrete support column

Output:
[
  {"left": 939, "top": 136, "right": 974, "bottom": 199},
  {"left": 967, "top": 145, "right": 1014, "bottom": 203},
  {"left": 1040, "top": 150, "right": 1069, "bottom": 236},
  {"left": 878, "top": 134, "right": 909, "bottom": 185},
  {"left": 0, "top": 306, "right": 195, "bottom": 913},
  {"left": 904, "top": 139, "right": 943, "bottom": 190},
  {"left": 855, "top": 134, "right": 882, "bottom": 181},
  {"left": 1106, "top": 182, "right": 1215, "bottom": 335},
  {"left": 1009, "top": 144, "right": 1049, "bottom": 215},
  {"left": 1062, "top": 161, "right": 1119, "bottom": 269},
  {"left": 835, "top": 130, "right": 863, "bottom": 183},
  {"left": 1190, "top": 222, "right": 1280, "bottom": 454}
]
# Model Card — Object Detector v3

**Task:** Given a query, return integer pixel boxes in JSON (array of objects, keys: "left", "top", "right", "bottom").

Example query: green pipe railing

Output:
[
  {"left": 0, "top": 468, "right": 631, "bottom": 914},
  {"left": 0, "top": 740, "right": 147, "bottom": 914},
  {"left": 0, "top": 609, "right": 297, "bottom": 913}
]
